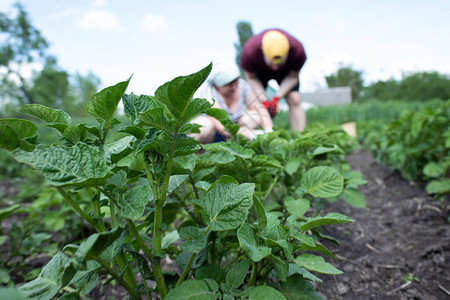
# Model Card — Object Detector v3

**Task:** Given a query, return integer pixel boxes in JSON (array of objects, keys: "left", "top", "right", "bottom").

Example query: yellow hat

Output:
[{"left": 261, "top": 30, "right": 290, "bottom": 65}]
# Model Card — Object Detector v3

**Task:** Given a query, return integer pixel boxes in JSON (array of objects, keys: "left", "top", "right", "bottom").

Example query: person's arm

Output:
[
  {"left": 275, "top": 70, "right": 299, "bottom": 99},
  {"left": 244, "top": 71, "right": 268, "bottom": 103},
  {"left": 245, "top": 91, "right": 273, "bottom": 131}
]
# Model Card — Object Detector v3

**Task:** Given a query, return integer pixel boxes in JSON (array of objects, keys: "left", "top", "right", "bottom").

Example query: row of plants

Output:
[
  {"left": 357, "top": 100, "right": 450, "bottom": 197},
  {"left": 304, "top": 99, "right": 443, "bottom": 126},
  {"left": 0, "top": 64, "right": 366, "bottom": 299}
]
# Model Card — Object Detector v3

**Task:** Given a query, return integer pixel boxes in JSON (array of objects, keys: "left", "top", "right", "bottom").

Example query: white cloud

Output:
[
  {"left": 338, "top": 20, "right": 347, "bottom": 32},
  {"left": 142, "top": 13, "right": 168, "bottom": 32},
  {"left": 92, "top": 0, "right": 108, "bottom": 8},
  {"left": 78, "top": 10, "right": 121, "bottom": 31}
]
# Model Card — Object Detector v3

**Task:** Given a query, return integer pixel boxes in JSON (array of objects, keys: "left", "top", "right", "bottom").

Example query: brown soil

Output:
[{"left": 318, "top": 149, "right": 450, "bottom": 300}]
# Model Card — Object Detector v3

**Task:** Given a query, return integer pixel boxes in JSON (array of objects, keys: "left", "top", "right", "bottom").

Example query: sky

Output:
[{"left": 1, "top": 0, "right": 450, "bottom": 95}]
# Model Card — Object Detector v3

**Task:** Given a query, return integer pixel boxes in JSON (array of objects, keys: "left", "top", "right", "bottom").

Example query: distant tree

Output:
[
  {"left": 362, "top": 71, "right": 450, "bottom": 101},
  {"left": 0, "top": 2, "right": 49, "bottom": 106},
  {"left": 234, "top": 21, "right": 254, "bottom": 76},
  {"left": 326, "top": 65, "right": 364, "bottom": 102},
  {"left": 0, "top": 2, "right": 101, "bottom": 117}
]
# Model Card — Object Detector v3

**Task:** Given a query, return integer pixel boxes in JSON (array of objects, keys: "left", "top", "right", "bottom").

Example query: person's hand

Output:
[
  {"left": 268, "top": 96, "right": 280, "bottom": 117},
  {"left": 262, "top": 100, "right": 271, "bottom": 110}
]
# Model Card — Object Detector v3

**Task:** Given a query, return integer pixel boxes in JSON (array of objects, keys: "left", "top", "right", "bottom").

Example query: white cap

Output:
[{"left": 207, "top": 63, "right": 240, "bottom": 87}]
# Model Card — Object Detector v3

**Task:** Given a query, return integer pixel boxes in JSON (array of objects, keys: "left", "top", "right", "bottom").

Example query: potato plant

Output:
[{"left": 0, "top": 64, "right": 362, "bottom": 299}]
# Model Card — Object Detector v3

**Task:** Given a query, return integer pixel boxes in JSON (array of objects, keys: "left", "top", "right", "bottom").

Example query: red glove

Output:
[
  {"left": 268, "top": 96, "right": 280, "bottom": 117},
  {"left": 262, "top": 100, "right": 270, "bottom": 110}
]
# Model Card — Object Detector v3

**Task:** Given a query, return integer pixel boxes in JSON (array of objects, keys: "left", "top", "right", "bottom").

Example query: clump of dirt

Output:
[{"left": 318, "top": 149, "right": 450, "bottom": 300}]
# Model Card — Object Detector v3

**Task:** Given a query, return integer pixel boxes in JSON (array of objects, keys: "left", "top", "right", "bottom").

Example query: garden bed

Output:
[{"left": 319, "top": 149, "right": 450, "bottom": 299}]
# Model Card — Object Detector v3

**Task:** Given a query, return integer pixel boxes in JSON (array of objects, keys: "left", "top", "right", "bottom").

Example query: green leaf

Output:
[
  {"left": 301, "top": 166, "right": 344, "bottom": 198},
  {"left": 238, "top": 223, "right": 271, "bottom": 262},
  {"left": 100, "top": 228, "right": 130, "bottom": 262},
  {"left": 19, "top": 104, "right": 71, "bottom": 124},
  {"left": 0, "top": 118, "right": 38, "bottom": 151},
  {"left": 195, "top": 183, "right": 254, "bottom": 231},
  {"left": 423, "top": 162, "right": 444, "bottom": 178},
  {"left": 251, "top": 155, "right": 283, "bottom": 169},
  {"left": 0, "top": 288, "right": 27, "bottom": 300},
  {"left": 341, "top": 188, "right": 366, "bottom": 208},
  {"left": 201, "top": 142, "right": 254, "bottom": 159},
  {"left": 0, "top": 204, "right": 21, "bottom": 222},
  {"left": 226, "top": 261, "right": 250, "bottom": 289},
  {"left": 13, "top": 144, "right": 111, "bottom": 187},
  {"left": 122, "top": 93, "right": 158, "bottom": 124},
  {"left": 139, "top": 107, "right": 177, "bottom": 134},
  {"left": 180, "top": 226, "right": 206, "bottom": 253},
  {"left": 290, "top": 233, "right": 316, "bottom": 247},
  {"left": 118, "top": 185, "right": 152, "bottom": 220},
  {"left": 294, "top": 243, "right": 336, "bottom": 259},
  {"left": 253, "top": 195, "right": 267, "bottom": 231},
  {"left": 288, "top": 264, "right": 322, "bottom": 283},
  {"left": 182, "top": 97, "right": 213, "bottom": 125},
  {"left": 86, "top": 77, "right": 131, "bottom": 127},
  {"left": 426, "top": 178, "right": 450, "bottom": 194},
  {"left": 104, "top": 136, "right": 135, "bottom": 164},
  {"left": 285, "top": 197, "right": 309, "bottom": 218},
  {"left": 312, "top": 145, "right": 342, "bottom": 156},
  {"left": 118, "top": 125, "right": 147, "bottom": 139},
  {"left": 285, "top": 158, "right": 301, "bottom": 175},
  {"left": 155, "top": 64, "right": 212, "bottom": 119},
  {"left": 74, "top": 228, "right": 123, "bottom": 264},
  {"left": 168, "top": 175, "right": 189, "bottom": 194},
  {"left": 105, "top": 170, "right": 128, "bottom": 188},
  {"left": 19, "top": 252, "right": 76, "bottom": 300},
  {"left": 62, "top": 124, "right": 87, "bottom": 145},
  {"left": 198, "top": 151, "right": 236, "bottom": 167},
  {"left": 162, "top": 230, "right": 180, "bottom": 249},
  {"left": 300, "top": 213, "right": 354, "bottom": 232},
  {"left": 281, "top": 274, "right": 325, "bottom": 299},
  {"left": 195, "top": 265, "right": 226, "bottom": 283},
  {"left": 165, "top": 279, "right": 216, "bottom": 300},
  {"left": 0, "top": 268, "right": 10, "bottom": 284},
  {"left": 295, "top": 254, "right": 342, "bottom": 275},
  {"left": 248, "top": 286, "right": 286, "bottom": 300}
]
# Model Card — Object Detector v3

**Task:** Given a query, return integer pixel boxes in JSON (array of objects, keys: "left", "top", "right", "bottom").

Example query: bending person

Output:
[{"left": 240, "top": 28, "right": 307, "bottom": 131}]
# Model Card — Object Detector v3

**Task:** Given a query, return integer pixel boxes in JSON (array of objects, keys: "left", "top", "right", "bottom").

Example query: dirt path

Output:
[{"left": 318, "top": 149, "right": 450, "bottom": 299}]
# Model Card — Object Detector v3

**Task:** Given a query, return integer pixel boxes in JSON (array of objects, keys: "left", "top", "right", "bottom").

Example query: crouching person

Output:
[{"left": 191, "top": 63, "right": 273, "bottom": 143}]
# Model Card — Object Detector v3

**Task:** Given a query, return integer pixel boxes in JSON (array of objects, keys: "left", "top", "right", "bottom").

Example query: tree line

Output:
[{"left": 0, "top": 3, "right": 101, "bottom": 118}]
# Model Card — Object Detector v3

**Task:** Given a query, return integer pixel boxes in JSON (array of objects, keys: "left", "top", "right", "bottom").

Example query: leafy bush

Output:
[
  {"left": 0, "top": 65, "right": 365, "bottom": 299},
  {"left": 359, "top": 100, "right": 450, "bottom": 197}
]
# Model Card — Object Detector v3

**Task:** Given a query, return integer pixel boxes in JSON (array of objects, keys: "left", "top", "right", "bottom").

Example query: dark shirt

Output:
[{"left": 240, "top": 29, "right": 307, "bottom": 84}]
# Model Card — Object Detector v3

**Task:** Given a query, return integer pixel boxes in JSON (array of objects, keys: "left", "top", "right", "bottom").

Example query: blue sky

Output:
[{"left": 2, "top": 0, "right": 449, "bottom": 94}]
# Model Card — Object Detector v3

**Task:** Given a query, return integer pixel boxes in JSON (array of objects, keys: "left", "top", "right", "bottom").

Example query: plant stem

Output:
[
  {"left": 263, "top": 175, "right": 280, "bottom": 202},
  {"left": 142, "top": 155, "right": 158, "bottom": 197},
  {"left": 97, "top": 258, "right": 141, "bottom": 300},
  {"left": 238, "top": 157, "right": 249, "bottom": 182},
  {"left": 56, "top": 187, "right": 101, "bottom": 232},
  {"left": 97, "top": 188, "right": 138, "bottom": 291},
  {"left": 127, "top": 220, "right": 167, "bottom": 298},
  {"left": 176, "top": 252, "right": 196, "bottom": 287},
  {"left": 248, "top": 262, "right": 257, "bottom": 286},
  {"left": 110, "top": 200, "right": 117, "bottom": 228}
]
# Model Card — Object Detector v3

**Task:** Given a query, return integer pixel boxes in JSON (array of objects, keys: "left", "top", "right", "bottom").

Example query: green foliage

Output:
[
  {"left": 326, "top": 64, "right": 364, "bottom": 101},
  {"left": 0, "top": 64, "right": 365, "bottom": 299},
  {"left": 234, "top": 21, "right": 254, "bottom": 76},
  {"left": 363, "top": 71, "right": 450, "bottom": 102},
  {"left": 359, "top": 100, "right": 450, "bottom": 197}
]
